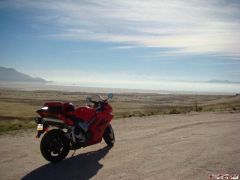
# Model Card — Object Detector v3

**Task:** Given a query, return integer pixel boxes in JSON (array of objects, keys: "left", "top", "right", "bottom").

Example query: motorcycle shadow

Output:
[{"left": 22, "top": 146, "right": 111, "bottom": 180}]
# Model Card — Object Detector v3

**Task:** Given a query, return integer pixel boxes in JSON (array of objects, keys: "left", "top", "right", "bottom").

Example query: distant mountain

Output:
[
  {"left": 207, "top": 80, "right": 239, "bottom": 84},
  {"left": 207, "top": 80, "right": 231, "bottom": 83},
  {"left": 0, "top": 66, "right": 47, "bottom": 82}
]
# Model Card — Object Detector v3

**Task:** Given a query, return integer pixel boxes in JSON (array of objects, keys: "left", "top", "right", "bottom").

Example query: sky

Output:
[{"left": 0, "top": 0, "right": 240, "bottom": 92}]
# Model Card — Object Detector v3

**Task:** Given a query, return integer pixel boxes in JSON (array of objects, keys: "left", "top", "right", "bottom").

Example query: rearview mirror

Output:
[{"left": 107, "top": 93, "right": 113, "bottom": 99}]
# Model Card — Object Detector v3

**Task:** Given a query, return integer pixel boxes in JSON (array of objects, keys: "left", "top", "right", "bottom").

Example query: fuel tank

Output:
[{"left": 74, "top": 106, "right": 96, "bottom": 122}]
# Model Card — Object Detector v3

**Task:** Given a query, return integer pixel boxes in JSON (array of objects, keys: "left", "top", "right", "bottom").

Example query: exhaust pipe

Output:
[{"left": 42, "top": 117, "right": 64, "bottom": 126}]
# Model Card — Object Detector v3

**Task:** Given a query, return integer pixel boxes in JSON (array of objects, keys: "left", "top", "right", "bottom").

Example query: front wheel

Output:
[
  {"left": 40, "top": 129, "right": 70, "bottom": 163},
  {"left": 103, "top": 124, "right": 115, "bottom": 147}
]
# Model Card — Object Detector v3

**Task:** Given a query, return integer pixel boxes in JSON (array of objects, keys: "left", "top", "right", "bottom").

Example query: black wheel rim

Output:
[{"left": 47, "top": 137, "right": 64, "bottom": 157}]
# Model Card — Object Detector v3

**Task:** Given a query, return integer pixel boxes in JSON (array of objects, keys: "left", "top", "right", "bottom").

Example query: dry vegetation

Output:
[{"left": 0, "top": 88, "right": 240, "bottom": 132}]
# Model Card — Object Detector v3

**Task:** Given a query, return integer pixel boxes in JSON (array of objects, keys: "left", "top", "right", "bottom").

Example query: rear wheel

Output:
[
  {"left": 103, "top": 124, "right": 115, "bottom": 147},
  {"left": 40, "top": 129, "right": 70, "bottom": 163}
]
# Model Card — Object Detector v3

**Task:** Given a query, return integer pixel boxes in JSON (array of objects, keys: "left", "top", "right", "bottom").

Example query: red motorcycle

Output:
[{"left": 35, "top": 93, "right": 115, "bottom": 163}]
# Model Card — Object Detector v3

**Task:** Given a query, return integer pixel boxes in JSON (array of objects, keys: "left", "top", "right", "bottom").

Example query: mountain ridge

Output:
[
  {"left": 207, "top": 80, "right": 240, "bottom": 84},
  {"left": 0, "top": 66, "right": 47, "bottom": 82}
]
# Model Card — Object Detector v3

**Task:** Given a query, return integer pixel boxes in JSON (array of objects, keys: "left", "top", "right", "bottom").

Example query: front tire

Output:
[
  {"left": 103, "top": 124, "right": 115, "bottom": 147},
  {"left": 40, "top": 129, "right": 70, "bottom": 163}
]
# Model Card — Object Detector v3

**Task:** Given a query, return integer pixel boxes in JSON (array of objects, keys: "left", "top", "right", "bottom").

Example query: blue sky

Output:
[{"left": 0, "top": 0, "right": 240, "bottom": 92}]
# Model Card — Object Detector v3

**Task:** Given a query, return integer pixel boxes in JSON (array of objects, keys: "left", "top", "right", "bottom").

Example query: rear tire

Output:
[
  {"left": 103, "top": 124, "right": 115, "bottom": 147},
  {"left": 40, "top": 129, "right": 70, "bottom": 163}
]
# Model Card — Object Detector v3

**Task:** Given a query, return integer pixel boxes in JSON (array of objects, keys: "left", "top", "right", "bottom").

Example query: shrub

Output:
[
  {"left": 169, "top": 108, "right": 180, "bottom": 114},
  {"left": 196, "top": 106, "right": 203, "bottom": 112}
]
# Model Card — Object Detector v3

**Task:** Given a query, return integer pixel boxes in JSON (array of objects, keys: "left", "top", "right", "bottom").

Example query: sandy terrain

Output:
[{"left": 0, "top": 112, "right": 239, "bottom": 180}]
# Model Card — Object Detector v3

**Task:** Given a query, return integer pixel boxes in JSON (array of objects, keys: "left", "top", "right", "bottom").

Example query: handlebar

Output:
[
  {"left": 86, "top": 93, "right": 113, "bottom": 111},
  {"left": 86, "top": 93, "right": 113, "bottom": 104},
  {"left": 88, "top": 99, "right": 104, "bottom": 111}
]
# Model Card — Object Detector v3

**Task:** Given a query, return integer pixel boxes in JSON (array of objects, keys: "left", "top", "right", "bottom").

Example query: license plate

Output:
[{"left": 37, "top": 124, "right": 43, "bottom": 131}]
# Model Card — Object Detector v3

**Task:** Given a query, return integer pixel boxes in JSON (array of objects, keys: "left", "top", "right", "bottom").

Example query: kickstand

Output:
[{"left": 71, "top": 150, "right": 76, "bottom": 157}]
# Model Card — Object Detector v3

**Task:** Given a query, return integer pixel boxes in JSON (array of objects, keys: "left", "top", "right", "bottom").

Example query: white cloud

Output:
[{"left": 1, "top": 0, "right": 240, "bottom": 58}]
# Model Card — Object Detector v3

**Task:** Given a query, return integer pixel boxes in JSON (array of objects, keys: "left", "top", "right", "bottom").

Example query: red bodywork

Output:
[{"left": 37, "top": 101, "right": 113, "bottom": 146}]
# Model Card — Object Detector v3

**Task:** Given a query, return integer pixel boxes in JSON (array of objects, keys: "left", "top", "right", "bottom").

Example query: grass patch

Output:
[
  {"left": 0, "top": 119, "right": 35, "bottom": 134},
  {"left": 0, "top": 89, "right": 239, "bottom": 133}
]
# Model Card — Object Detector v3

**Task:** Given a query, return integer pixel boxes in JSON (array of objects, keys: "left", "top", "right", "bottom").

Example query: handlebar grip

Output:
[{"left": 90, "top": 100, "right": 98, "bottom": 104}]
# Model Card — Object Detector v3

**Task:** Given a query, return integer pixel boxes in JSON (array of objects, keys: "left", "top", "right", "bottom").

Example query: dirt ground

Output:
[{"left": 0, "top": 112, "right": 239, "bottom": 180}]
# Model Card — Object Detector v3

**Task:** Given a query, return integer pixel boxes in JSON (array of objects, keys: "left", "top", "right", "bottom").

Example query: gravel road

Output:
[{"left": 0, "top": 112, "right": 240, "bottom": 180}]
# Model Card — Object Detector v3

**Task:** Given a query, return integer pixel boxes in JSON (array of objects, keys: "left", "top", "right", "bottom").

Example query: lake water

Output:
[{"left": 0, "top": 81, "right": 239, "bottom": 95}]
